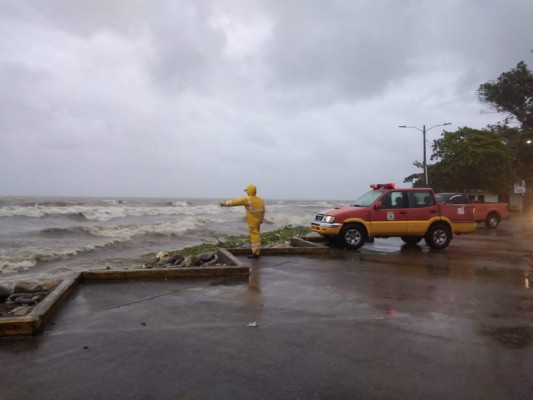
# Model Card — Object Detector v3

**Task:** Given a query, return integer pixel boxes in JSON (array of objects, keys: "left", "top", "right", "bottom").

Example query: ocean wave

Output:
[
  {"left": 0, "top": 237, "right": 125, "bottom": 273},
  {"left": 0, "top": 258, "right": 36, "bottom": 273},
  {"left": 169, "top": 200, "right": 192, "bottom": 207},
  {"left": 85, "top": 218, "right": 207, "bottom": 238},
  {"left": 100, "top": 199, "right": 127, "bottom": 205},
  {"left": 262, "top": 201, "right": 336, "bottom": 212},
  {"left": 0, "top": 216, "right": 212, "bottom": 274},
  {"left": 40, "top": 226, "right": 100, "bottom": 238},
  {"left": 294, "top": 201, "right": 340, "bottom": 208},
  {"left": 35, "top": 216, "right": 209, "bottom": 240},
  {"left": 30, "top": 201, "right": 81, "bottom": 207},
  {"left": 265, "top": 213, "right": 314, "bottom": 227},
  {"left": 0, "top": 203, "right": 223, "bottom": 221}
]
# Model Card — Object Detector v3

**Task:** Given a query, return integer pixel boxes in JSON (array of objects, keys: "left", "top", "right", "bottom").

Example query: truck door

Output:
[
  {"left": 406, "top": 190, "right": 439, "bottom": 235},
  {"left": 440, "top": 204, "right": 477, "bottom": 226},
  {"left": 369, "top": 191, "right": 410, "bottom": 235}
]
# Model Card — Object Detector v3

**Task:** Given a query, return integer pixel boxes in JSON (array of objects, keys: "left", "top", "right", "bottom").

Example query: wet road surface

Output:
[{"left": 0, "top": 217, "right": 532, "bottom": 399}]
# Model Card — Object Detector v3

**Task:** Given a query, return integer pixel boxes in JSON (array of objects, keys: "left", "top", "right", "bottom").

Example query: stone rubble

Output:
[
  {"left": 145, "top": 251, "right": 223, "bottom": 269},
  {"left": 0, "top": 279, "right": 62, "bottom": 318}
]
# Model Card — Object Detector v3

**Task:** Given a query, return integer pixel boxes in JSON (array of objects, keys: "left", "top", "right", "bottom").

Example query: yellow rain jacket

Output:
[{"left": 221, "top": 184, "right": 265, "bottom": 256}]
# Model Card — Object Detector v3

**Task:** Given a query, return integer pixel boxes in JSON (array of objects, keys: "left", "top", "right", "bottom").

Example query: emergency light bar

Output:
[{"left": 370, "top": 183, "right": 397, "bottom": 189}]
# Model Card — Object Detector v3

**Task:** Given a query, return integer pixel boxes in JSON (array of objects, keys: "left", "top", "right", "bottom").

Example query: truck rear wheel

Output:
[
  {"left": 424, "top": 224, "right": 451, "bottom": 249},
  {"left": 485, "top": 212, "right": 500, "bottom": 229},
  {"left": 339, "top": 224, "right": 366, "bottom": 250},
  {"left": 401, "top": 236, "right": 423, "bottom": 245}
]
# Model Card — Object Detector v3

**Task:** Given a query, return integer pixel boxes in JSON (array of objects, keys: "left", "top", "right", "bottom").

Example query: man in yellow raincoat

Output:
[{"left": 220, "top": 184, "right": 265, "bottom": 259}]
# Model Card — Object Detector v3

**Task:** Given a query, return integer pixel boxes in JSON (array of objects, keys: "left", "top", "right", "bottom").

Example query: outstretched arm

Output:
[{"left": 219, "top": 197, "right": 248, "bottom": 207}]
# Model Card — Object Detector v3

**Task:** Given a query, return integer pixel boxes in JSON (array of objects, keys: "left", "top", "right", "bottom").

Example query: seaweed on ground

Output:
[{"left": 144, "top": 225, "right": 311, "bottom": 267}]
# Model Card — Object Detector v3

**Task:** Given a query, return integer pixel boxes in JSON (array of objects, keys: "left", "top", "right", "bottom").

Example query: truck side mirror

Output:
[{"left": 374, "top": 201, "right": 383, "bottom": 210}]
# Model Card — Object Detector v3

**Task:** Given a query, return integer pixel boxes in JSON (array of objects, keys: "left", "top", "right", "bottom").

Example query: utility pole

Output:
[{"left": 399, "top": 123, "right": 452, "bottom": 186}]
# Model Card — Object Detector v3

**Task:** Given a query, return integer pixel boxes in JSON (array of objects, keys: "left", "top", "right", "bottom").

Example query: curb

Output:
[{"left": 227, "top": 238, "right": 330, "bottom": 255}]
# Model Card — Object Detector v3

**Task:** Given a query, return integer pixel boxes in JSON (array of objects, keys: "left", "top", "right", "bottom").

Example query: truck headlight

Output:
[{"left": 323, "top": 215, "right": 335, "bottom": 223}]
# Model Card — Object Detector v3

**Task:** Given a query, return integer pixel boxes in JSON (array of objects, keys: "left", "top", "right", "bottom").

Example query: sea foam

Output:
[{"left": 0, "top": 203, "right": 223, "bottom": 222}]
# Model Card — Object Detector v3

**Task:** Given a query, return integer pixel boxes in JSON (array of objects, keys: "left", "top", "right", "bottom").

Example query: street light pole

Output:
[
  {"left": 422, "top": 125, "right": 427, "bottom": 186},
  {"left": 398, "top": 123, "right": 452, "bottom": 186}
]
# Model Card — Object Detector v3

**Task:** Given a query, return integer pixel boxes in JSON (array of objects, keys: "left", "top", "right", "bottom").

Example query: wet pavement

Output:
[{"left": 1, "top": 217, "right": 532, "bottom": 399}]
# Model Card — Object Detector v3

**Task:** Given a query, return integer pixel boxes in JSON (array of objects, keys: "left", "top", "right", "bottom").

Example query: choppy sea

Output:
[{"left": 0, "top": 196, "right": 342, "bottom": 284}]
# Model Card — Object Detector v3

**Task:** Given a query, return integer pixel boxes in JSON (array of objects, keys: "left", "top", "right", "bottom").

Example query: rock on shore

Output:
[
  {"left": 0, "top": 279, "right": 62, "bottom": 318},
  {"left": 143, "top": 251, "right": 223, "bottom": 269}
]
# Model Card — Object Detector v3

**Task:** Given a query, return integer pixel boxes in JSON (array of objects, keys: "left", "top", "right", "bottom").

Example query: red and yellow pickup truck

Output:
[
  {"left": 435, "top": 193, "right": 510, "bottom": 229},
  {"left": 311, "top": 183, "right": 477, "bottom": 250}
]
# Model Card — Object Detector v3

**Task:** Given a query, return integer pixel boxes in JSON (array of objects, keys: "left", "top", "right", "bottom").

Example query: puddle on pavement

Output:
[
  {"left": 359, "top": 249, "right": 530, "bottom": 288},
  {"left": 480, "top": 326, "right": 532, "bottom": 348},
  {"left": 208, "top": 277, "right": 248, "bottom": 287}
]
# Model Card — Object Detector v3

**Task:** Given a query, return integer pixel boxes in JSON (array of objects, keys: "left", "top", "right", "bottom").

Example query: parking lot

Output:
[{"left": 1, "top": 217, "right": 532, "bottom": 399}]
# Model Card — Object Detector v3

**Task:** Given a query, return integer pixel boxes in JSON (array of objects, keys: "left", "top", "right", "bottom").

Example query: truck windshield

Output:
[{"left": 350, "top": 190, "right": 384, "bottom": 207}]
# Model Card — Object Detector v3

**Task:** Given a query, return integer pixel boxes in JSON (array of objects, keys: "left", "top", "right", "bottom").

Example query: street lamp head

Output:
[
  {"left": 527, "top": 139, "right": 532, "bottom": 144},
  {"left": 398, "top": 123, "right": 451, "bottom": 131}
]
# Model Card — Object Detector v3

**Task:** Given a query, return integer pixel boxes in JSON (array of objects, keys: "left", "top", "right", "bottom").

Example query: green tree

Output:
[
  {"left": 478, "top": 62, "right": 533, "bottom": 200},
  {"left": 478, "top": 61, "right": 533, "bottom": 130},
  {"left": 428, "top": 127, "right": 516, "bottom": 195},
  {"left": 404, "top": 62, "right": 533, "bottom": 195},
  {"left": 486, "top": 124, "right": 533, "bottom": 186},
  {"left": 403, "top": 162, "right": 424, "bottom": 188}
]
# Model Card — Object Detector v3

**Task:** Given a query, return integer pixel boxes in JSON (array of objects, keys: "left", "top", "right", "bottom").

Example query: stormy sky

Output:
[{"left": 1, "top": 0, "right": 532, "bottom": 200}]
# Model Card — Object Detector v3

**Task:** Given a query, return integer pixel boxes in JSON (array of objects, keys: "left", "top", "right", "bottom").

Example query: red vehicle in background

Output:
[
  {"left": 311, "top": 184, "right": 477, "bottom": 250},
  {"left": 435, "top": 193, "right": 510, "bottom": 229}
]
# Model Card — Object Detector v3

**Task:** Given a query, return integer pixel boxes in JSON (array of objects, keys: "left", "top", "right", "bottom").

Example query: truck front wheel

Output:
[
  {"left": 424, "top": 224, "right": 451, "bottom": 249},
  {"left": 485, "top": 212, "right": 500, "bottom": 229},
  {"left": 339, "top": 224, "right": 366, "bottom": 250}
]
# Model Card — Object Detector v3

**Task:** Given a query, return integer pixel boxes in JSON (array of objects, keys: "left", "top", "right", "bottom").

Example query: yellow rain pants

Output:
[{"left": 221, "top": 184, "right": 265, "bottom": 256}]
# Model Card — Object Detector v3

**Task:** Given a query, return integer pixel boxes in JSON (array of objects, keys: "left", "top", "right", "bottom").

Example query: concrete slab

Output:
[
  {"left": 0, "top": 249, "right": 247, "bottom": 336},
  {"left": 1, "top": 237, "right": 531, "bottom": 399},
  {"left": 0, "top": 245, "right": 325, "bottom": 336}
]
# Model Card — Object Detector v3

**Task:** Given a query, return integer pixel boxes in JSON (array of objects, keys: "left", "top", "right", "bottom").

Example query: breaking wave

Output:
[
  {"left": 36, "top": 217, "right": 209, "bottom": 239},
  {"left": 0, "top": 217, "right": 209, "bottom": 273},
  {"left": 0, "top": 238, "right": 126, "bottom": 273},
  {"left": 0, "top": 203, "right": 222, "bottom": 222}
]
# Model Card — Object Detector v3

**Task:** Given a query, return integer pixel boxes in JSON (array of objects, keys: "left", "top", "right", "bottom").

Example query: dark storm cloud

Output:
[
  {"left": 147, "top": 2, "right": 228, "bottom": 94},
  {"left": 1, "top": 0, "right": 532, "bottom": 198},
  {"left": 0, "top": 62, "right": 52, "bottom": 138},
  {"left": 263, "top": 0, "right": 419, "bottom": 102},
  {"left": 23, "top": 0, "right": 151, "bottom": 37}
]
